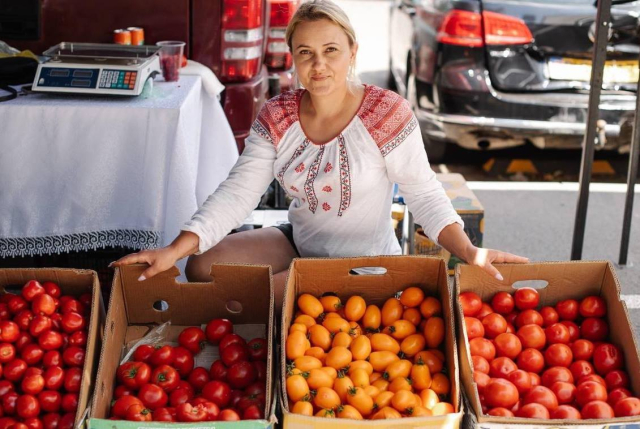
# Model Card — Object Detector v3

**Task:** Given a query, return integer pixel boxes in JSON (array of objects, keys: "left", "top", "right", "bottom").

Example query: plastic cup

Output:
[{"left": 156, "top": 41, "right": 185, "bottom": 82}]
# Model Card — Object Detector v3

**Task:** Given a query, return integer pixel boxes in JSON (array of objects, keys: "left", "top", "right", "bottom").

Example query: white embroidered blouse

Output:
[{"left": 182, "top": 84, "right": 463, "bottom": 257}]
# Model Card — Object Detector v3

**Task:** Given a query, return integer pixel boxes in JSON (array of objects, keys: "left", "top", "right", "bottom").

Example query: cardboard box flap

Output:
[
  {"left": 120, "top": 264, "right": 272, "bottom": 326},
  {"left": 0, "top": 268, "right": 98, "bottom": 296}
]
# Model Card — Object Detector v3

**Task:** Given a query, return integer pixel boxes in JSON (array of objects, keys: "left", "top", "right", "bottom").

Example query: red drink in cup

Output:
[{"left": 156, "top": 41, "right": 185, "bottom": 82}]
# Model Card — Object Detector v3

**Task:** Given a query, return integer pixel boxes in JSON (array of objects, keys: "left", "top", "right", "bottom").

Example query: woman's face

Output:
[{"left": 291, "top": 19, "right": 357, "bottom": 96}]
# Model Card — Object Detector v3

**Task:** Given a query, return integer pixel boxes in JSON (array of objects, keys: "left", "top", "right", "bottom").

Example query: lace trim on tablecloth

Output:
[{"left": 0, "top": 230, "right": 161, "bottom": 258}]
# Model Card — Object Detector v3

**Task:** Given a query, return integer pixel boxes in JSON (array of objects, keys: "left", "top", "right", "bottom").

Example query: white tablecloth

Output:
[{"left": 0, "top": 74, "right": 239, "bottom": 261}]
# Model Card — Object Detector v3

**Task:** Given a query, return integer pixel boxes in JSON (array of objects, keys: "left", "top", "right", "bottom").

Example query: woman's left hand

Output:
[{"left": 465, "top": 246, "right": 529, "bottom": 281}]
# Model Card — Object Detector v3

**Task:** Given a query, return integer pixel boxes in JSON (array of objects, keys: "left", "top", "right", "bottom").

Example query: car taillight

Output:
[
  {"left": 221, "top": 0, "right": 264, "bottom": 82},
  {"left": 265, "top": 0, "right": 298, "bottom": 71},
  {"left": 436, "top": 9, "right": 533, "bottom": 47}
]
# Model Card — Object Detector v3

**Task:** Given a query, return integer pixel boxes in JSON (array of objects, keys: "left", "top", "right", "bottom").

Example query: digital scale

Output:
[{"left": 32, "top": 42, "right": 162, "bottom": 96}]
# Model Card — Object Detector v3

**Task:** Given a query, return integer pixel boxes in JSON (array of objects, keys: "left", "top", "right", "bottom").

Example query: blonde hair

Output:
[{"left": 285, "top": 0, "right": 360, "bottom": 88}]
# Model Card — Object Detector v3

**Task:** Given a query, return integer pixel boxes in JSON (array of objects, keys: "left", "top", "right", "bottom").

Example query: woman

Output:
[{"left": 112, "top": 0, "right": 527, "bottom": 309}]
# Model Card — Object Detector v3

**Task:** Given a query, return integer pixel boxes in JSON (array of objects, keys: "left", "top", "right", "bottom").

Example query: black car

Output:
[{"left": 389, "top": 0, "right": 639, "bottom": 162}]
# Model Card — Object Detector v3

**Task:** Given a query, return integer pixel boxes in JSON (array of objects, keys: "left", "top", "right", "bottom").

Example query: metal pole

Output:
[
  {"left": 571, "top": 0, "right": 613, "bottom": 260},
  {"left": 618, "top": 59, "right": 640, "bottom": 265}
]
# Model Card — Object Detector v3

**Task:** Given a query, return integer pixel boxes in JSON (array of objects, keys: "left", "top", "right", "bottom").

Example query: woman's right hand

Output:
[{"left": 110, "top": 246, "right": 180, "bottom": 281}]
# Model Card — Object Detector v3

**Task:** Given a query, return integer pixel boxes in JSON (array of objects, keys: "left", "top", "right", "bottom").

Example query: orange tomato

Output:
[
  {"left": 333, "top": 374, "right": 354, "bottom": 403},
  {"left": 371, "top": 333, "right": 401, "bottom": 354},
  {"left": 294, "top": 314, "right": 317, "bottom": 329},
  {"left": 332, "top": 331, "right": 353, "bottom": 348},
  {"left": 287, "top": 374, "right": 310, "bottom": 402},
  {"left": 369, "top": 351, "right": 400, "bottom": 372},
  {"left": 371, "top": 406, "right": 402, "bottom": 419},
  {"left": 410, "top": 406, "right": 433, "bottom": 417},
  {"left": 424, "top": 317, "right": 445, "bottom": 348},
  {"left": 411, "top": 357, "right": 432, "bottom": 390},
  {"left": 325, "top": 346, "right": 352, "bottom": 370},
  {"left": 372, "top": 378, "right": 390, "bottom": 392},
  {"left": 288, "top": 367, "right": 303, "bottom": 376},
  {"left": 324, "top": 312, "right": 341, "bottom": 319},
  {"left": 420, "top": 388, "right": 440, "bottom": 409},
  {"left": 429, "top": 349, "right": 445, "bottom": 362},
  {"left": 344, "top": 296, "right": 366, "bottom": 322},
  {"left": 320, "top": 295, "right": 342, "bottom": 313},
  {"left": 307, "top": 368, "right": 334, "bottom": 390},
  {"left": 401, "top": 333, "right": 427, "bottom": 357},
  {"left": 304, "top": 347, "right": 326, "bottom": 363},
  {"left": 336, "top": 404, "right": 364, "bottom": 420},
  {"left": 289, "top": 323, "right": 307, "bottom": 335},
  {"left": 403, "top": 308, "right": 422, "bottom": 326},
  {"left": 313, "top": 387, "right": 341, "bottom": 410},
  {"left": 384, "top": 319, "right": 417, "bottom": 340},
  {"left": 373, "top": 391, "right": 395, "bottom": 409},
  {"left": 323, "top": 316, "right": 351, "bottom": 334},
  {"left": 348, "top": 360, "right": 373, "bottom": 375},
  {"left": 346, "top": 386, "right": 375, "bottom": 417},
  {"left": 308, "top": 324, "right": 332, "bottom": 351},
  {"left": 362, "top": 305, "right": 381, "bottom": 331},
  {"left": 293, "top": 356, "right": 323, "bottom": 372},
  {"left": 348, "top": 321, "right": 362, "bottom": 338},
  {"left": 319, "top": 366, "right": 338, "bottom": 379},
  {"left": 431, "top": 373, "right": 450, "bottom": 396},
  {"left": 369, "top": 372, "right": 382, "bottom": 383},
  {"left": 350, "top": 368, "right": 370, "bottom": 388},
  {"left": 414, "top": 393, "right": 423, "bottom": 407},
  {"left": 400, "top": 286, "right": 425, "bottom": 308},
  {"left": 384, "top": 359, "right": 412, "bottom": 381},
  {"left": 286, "top": 331, "right": 309, "bottom": 360},
  {"left": 414, "top": 351, "right": 444, "bottom": 374},
  {"left": 420, "top": 297, "right": 442, "bottom": 319},
  {"left": 315, "top": 408, "right": 336, "bottom": 418},
  {"left": 391, "top": 389, "right": 417, "bottom": 413},
  {"left": 388, "top": 376, "right": 413, "bottom": 393},
  {"left": 350, "top": 335, "right": 371, "bottom": 361},
  {"left": 381, "top": 298, "right": 403, "bottom": 327},
  {"left": 432, "top": 402, "right": 454, "bottom": 416},
  {"left": 364, "top": 385, "right": 381, "bottom": 398},
  {"left": 291, "top": 400, "right": 313, "bottom": 416},
  {"left": 298, "top": 294, "right": 324, "bottom": 318}
]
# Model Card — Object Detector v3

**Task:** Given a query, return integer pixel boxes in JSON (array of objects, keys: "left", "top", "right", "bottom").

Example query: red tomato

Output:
[
  {"left": 195, "top": 400, "right": 220, "bottom": 420},
  {"left": 0, "top": 343, "right": 15, "bottom": 363},
  {"left": 42, "top": 282, "right": 61, "bottom": 299},
  {"left": 50, "top": 314, "right": 62, "bottom": 331},
  {"left": 132, "top": 345, "right": 155, "bottom": 363},
  {"left": 58, "top": 413, "right": 75, "bottom": 429},
  {"left": 505, "top": 312, "right": 519, "bottom": 326},
  {"left": 545, "top": 323, "right": 570, "bottom": 345},
  {"left": 517, "top": 324, "right": 546, "bottom": 350},
  {"left": 247, "top": 338, "right": 268, "bottom": 361},
  {"left": 614, "top": 397, "right": 640, "bottom": 417},
  {"left": 68, "top": 331, "right": 87, "bottom": 348},
  {"left": 469, "top": 338, "right": 496, "bottom": 361},
  {"left": 530, "top": 372, "right": 541, "bottom": 387},
  {"left": 491, "top": 292, "right": 514, "bottom": 315},
  {"left": 79, "top": 293, "right": 92, "bottom": 311},
  {"left": 560, "top": 321, "right": 580, "bottom": 342},
  {"left": 244, "top": 382, "right": 266, "bottom": 397},
  {"left": 62, "top": 346, "right": 84, "bottom": 367},
  {"left": 138, "top": 383, "right": 168, "bottom": 410},
  {"left": 187, "top": 367, "right": 211, "bottom": 392},
  {"left": 176, "top": 403, "right": 207, "bottom": 422},
  {"left": 14, "top": 311, "right": 34, "bottom": 331},
  {"left": 111, "top": 395, "right": 143, "bottom": 418},
  {"left": 507, "top": 370, "right": 532, "bottom": 395},
  {"left": 593, "top": 343, "right": 624, "bottom": 376},
  {"left": 551, "top": 405, "right": 581, "bottom": 419},
  {"left": 0, "top": 381, "right": 14, "bottom": 397},
  {"left": 117, "top": 362, "right": 151, "bottom": 390},
  {"left": 484, "top": 379, "right": 519, "bottom": 409},
  {"left": 7, "top": 296, "right": 28, "bottom": 315},
  {"left": 544, "top": 344, "right": 573, "bottom": 368},
  {"left": 174, "top": 381, "right": 195, "bottom": 397},
  {"left": 489, "top": 357, "right": 518, "bottom": 379},
  {"left": 63, "top": 368, "right": 81, "bottom": 393},
  {"left": 168, "top": 388, "right": 192, "bottom": 408},
  {"left": 210, "top": 360, "right": 229, "bottom": 381},
  {"left": 541, "top": 367, "right": 574, "bottom": 387},
  {"left": 227, "top": 361, "right": 257, "bottom": 389},
  {"left": 472, "top": 355, "right": 490, "bottom": 374},
  {"left": 464, "top": 317, "right": 485, "bottom": 340},
  {"left": 38, "top": 391, "right": 62, "bottom": 413},
  {"left": 126, "top": 403, "right": 153, "bottom": 421},
  {"left": 153, "top": 407, "right": 176, "bottom": 422},
  {"left": 202, "top": 380, "right": 231, "bottom": 408},
  {"left": 21, "top": 374, "right": 44, "bottom": 395},
  {"left": 517, "top": 403, "right": 549, "bottom": 419},
  {"left": 221, "top": 344, "right": 249, "bottom": 367},
  {"left": 579, "top": 296, "right": 607, "bottom": 318},
  {"left": 22, "top": 281, "right": 45, "bottom": 302},
  {"left": 41, "top": 414, "right": 60, "bottom": 429},
  {"left": 32, "top": 295, "right": 55, "bottom": 316},
  {"left": 38, "top": 330, "right": 63, "bottom": 351},
  {"left": 540, "top": 306, "right": 559, "bottom": 327},
  {"left": 219, "top": 409, "right": 241, "bottom": 421},
  {"left": 477, "top": 303, "right": 494, "bottom": 319},
  {"left": 114, "top": 385, "right": 133, "bottom": 399},
  {"left": 523, "top": 385, "right": 559, "bottom": 411},
  {"left": 517, "top": 348, "right": 545, "bottom": 373},
  {"left": 253, "top": 361, "right": 267, "bottom": 382},
  {"left": 15, "top": 332, "right": 32, "bottom": 352},
  {"left": 178, "top": 327, "right": 206, "bottom": 355},
  {"left": 516, "top": 310, "right": 543, "bottom": 328},
  {"left": 42, "top": 351, "right": 61, "bottom": 368},
  {"left": 21, "top": 344, "right": 44, "bottom": 366},
  {"left": 17, "top": 394, "right": 40, "bottom": 419},
  {"left": 571, "top": 339, "right": 594, "bottom": 361},
  {"left": 605, "top": 370, "right": 630, "bottom": 391},
  {"left": 205, "top": 319, "right": 233, "bottom": 345},
  {"left": 487, "top": 407, "right": 514, "bottom": 417},
  {"left": 608, "top": 387, "right": 632, "bottom": 407},
  {"left": 29, "top": 316, "right": 52, "bottom": 338},
  {"left": 581, "top": 400, "right": 614, "bottom": 419},
  {"left": 0, "top": 321, "right": 19, "bottom": 343},
  {"left": 219, "top": 334, "right": 246, "bottom": 351},
  {"left": 459, "top": 292, "right": 482, "bottom": 317},
  {"left": 4, "top": 359, "right": 27, "bottom": 382},
  {"left": 550, "top": 381, "right": 576, "bottom": 405},
  {"left": 172, "top": 347, "right": 194, "bottom": 378},
  {"left": 151, "top": 365, "right": 180, "bottom": 393},
  {"left": 2, "top": 391, "right": 18, "bottom": 415},
  {"left": 576, "top": 381, "right": 608, "bottom": 407},
  {"left": 60, "top": 300, "right": 84, "bottom": 316},
  {"left": 43, "top": 366, "right": 64, "bottom": 391},
  {"left": 243, "top": 404, "right": 263, "bottom": 420},
  {"left": 60, "top": 312, "right": 84, "bottom": 334},
  {"left": 578, "top": 374, "right": 606, "bottom": 387},
  {"left": 23, "top": 418, "right": 43, "bottom": 429},
  {"left": 0, "top": 304, "right": 9, "bottom": 321},
  {"left": 474, "top": 371, "right": 491, "bottom": 394},
  {"left": 482, "top": 313, "right": 507, "bottom": 339},
  {"left": 580, "top": 318, "right": 609, "bottom": 342},
  {"left": 514, "top": 288, "right": 539, "bottom": 311},
  {"left": 150, "top": 345, "right": 175, "bottom": 367},
  {"left": 555, "top": 299, "right": 579, "bottom": 321},
  {"left": 569, "top": 360, "right": 594, "bottom": 381}
]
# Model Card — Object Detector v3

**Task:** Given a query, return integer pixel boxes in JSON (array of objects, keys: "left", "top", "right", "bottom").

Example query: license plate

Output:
[{"left": 548, "top": 57, "right": 639, "bottom": 84}]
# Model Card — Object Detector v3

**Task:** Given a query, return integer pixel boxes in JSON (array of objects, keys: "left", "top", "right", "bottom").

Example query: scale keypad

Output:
[{"left": 99, "top": 70, "right": 137, "bottom": 90}]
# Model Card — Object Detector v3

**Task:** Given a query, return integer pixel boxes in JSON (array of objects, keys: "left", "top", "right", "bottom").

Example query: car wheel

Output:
[{"left": 407, "top": 72, "right": 447, "bottom": 163}]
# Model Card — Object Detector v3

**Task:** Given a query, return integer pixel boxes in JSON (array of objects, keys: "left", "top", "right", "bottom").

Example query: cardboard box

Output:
[
  {"left": 88, "top": 263, "right": 276, "bottom": 429},
  {"left": 280, "top": 256, "right": 463, "bottom": 428},
  {"left": 0, "top": 268, "right": 104, "bottom": 426},
  {"left": 409, "top": 173, "right": 484, "bottom": 271},
  {"left": 455, "top": 261, "right": 640, "bottom": 428}
]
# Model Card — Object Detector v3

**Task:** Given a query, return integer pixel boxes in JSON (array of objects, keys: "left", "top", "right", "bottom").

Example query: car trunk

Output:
[{"left": 481, "top": 0, "right": 639, "bottom": 92}]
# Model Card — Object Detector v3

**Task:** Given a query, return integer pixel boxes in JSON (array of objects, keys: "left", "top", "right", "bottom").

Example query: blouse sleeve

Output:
[
  {"left": 181, "top": 118, "right": 276, "bottom": 255},
  {"left": 381, "top": 104, "right": 463, "bottom": 246}
]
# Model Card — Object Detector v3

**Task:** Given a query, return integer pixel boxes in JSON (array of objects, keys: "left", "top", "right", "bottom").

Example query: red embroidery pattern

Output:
[
  {"left": 322, "top": 185, "right": 332, "bottom": 193},
  {"left": 290, "top": 186, "right": 299, "bottom": 192},
  {"left": 252, "top": 89, "right": 303, "bottom": 147},
  {"left": 323, "top": 202, "right": 331, "bottom": 211},
  {"left": 337, "top": 135, "right": 351, "bottom": 217},
  {"left": 358, "top": 86, "right": 414, "bottom": 157},
  {"left": 277, "top": 139, "right": 310, "bottom": 188},
  {"left": 324, "top": 162, "right": 333, "bottom": 173},
  {"left": 295, "top": 163, "right": 305, "bottom": 173},
  {"left": 304, "top": 145, "right": 325, "bottom": 214}
]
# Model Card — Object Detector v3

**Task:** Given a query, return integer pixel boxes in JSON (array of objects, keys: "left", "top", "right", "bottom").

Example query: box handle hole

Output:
[
  {"left": 349, "top": 267, "right": 388, "bottom": 276},
  {"left": 512, "top": 280, "right": 549, "bottom": 290},
  {"left": 153, "top": 300, "right": 169, "bottom": 312},
  {"left": 226, "top": 300, "right": 243, "bottom": 314}
]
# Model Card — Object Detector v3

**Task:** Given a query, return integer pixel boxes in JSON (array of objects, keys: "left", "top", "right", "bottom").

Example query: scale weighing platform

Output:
[{"left": 33, "top": 43, "right": 161, "bottom": 96}]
